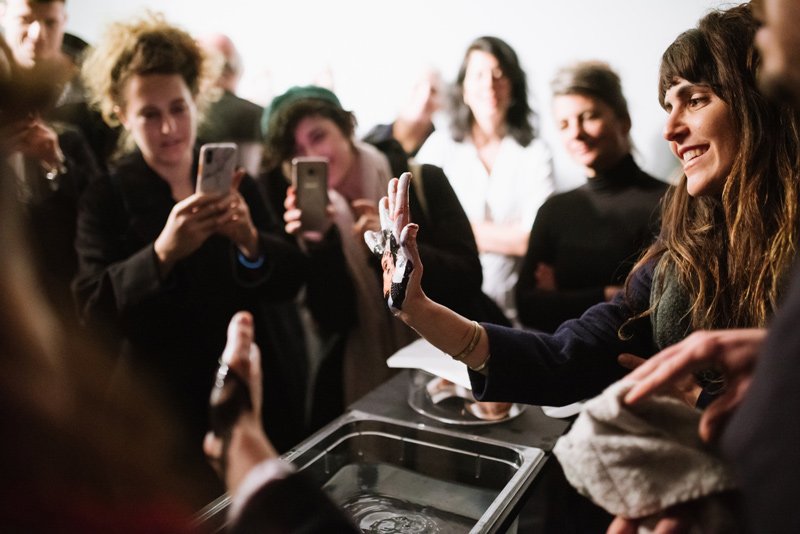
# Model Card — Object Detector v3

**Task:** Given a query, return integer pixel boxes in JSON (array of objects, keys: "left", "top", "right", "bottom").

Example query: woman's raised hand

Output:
[{"left": 364, "top": 172, "right": 424, "bottom": 316}]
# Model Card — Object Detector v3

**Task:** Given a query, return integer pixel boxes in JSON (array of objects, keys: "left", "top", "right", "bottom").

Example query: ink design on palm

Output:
[{"left": 364, "top": 172, "right": 414, "bottom": 313}]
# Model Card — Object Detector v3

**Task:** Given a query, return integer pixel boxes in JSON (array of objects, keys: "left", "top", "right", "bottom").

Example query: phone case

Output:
[
  {"left": 197, "top": 143, "right": 238, "bottom": 194},
  {"left": 292, "top": 157, "right": 330, "bottom": 233}
]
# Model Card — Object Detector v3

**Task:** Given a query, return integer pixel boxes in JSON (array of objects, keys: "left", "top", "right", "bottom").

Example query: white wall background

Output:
[{"left": 67, "top": 0, "right": 741, "bottom": 191}]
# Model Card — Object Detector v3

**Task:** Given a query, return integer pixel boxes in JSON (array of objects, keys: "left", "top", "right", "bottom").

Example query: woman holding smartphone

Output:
[
  {"left": 260, "top": 86, "right": 493, "bottom": 428},
  {"left": 75, "top": 14, "right": 307, "bottom": 494}
]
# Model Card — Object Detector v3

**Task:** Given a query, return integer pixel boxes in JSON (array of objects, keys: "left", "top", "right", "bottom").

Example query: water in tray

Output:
[{"left": 323, "top": 462, "right": 497, "bottom": 533}]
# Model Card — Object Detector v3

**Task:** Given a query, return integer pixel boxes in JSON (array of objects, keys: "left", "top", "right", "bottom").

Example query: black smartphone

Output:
[
  {"left": 291, "top": 157, "right": 330, "bottom": 233},
  {"left": 197, "top": 142, "right": 238, "bottom": 194}
]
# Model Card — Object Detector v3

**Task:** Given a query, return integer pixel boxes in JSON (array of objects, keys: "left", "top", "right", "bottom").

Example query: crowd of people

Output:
[{"left": 3, "top": 0, "right": 800, "bottom": 532}]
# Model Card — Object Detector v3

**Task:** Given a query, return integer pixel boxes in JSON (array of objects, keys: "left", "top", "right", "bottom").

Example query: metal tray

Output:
[{"left": 196, "top": 410, "right": 545, "bottom": 533}]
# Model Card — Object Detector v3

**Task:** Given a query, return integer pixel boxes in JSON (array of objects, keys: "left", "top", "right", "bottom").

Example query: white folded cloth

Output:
[{"left": 553, "top": 380, "right": 740, "bottom": 532}]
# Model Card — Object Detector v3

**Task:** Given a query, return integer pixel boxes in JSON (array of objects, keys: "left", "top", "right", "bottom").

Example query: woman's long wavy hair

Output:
[
  {"left": 629, "top": 3, "right": 800, "bottom": 331},
  {"left": 448, "top": 36, "right": 536, "bottom": 147}
]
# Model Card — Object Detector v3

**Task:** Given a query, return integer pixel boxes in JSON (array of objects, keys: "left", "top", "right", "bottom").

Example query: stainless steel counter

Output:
[{"left": 351, "top": 370, "right": 572, "bottom": 452}]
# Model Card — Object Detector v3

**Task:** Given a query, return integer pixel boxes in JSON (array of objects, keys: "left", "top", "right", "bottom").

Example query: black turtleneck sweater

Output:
[{"left": 515, "top": 154, "right": 667, "bottom": 332}]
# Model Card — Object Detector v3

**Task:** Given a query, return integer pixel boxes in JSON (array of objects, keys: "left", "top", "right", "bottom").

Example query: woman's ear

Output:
[
  {"left": 114, "top": 105, "right": 129, "bottom": 130},
  {"left": 622, "top": 115, "right": 632, "bottom": 135}
]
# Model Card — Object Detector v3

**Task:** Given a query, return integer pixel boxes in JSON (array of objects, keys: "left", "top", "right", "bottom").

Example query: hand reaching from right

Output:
[{"left": 623, "top": 328, "right": 766, "bottom": 442}]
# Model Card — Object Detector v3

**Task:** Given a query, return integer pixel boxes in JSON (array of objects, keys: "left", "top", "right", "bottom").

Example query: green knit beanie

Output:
[{"left": 261, "top": 85, "right": 342, "bottom": 136}]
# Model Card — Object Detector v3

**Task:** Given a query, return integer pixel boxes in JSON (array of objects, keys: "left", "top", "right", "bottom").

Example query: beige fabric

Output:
[
  {"left": 335, "top": 142, "right": 417, "bottom": 405},
  {"left": 553, "top": 380, "right": 738, "bottom": 529}
]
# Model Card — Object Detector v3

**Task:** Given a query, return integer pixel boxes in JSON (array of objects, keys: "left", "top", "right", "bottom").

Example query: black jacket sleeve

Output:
[
  {"left": 230, "top": 472, "right": 359, "bottom": 534},
  {"left": 472, "top": 260, "right": 658, "bottom": 406}
]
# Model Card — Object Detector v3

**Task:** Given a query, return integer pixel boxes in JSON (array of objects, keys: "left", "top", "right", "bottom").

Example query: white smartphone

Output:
[
  {"left": 291, "top": 157, "right": 330, "bottom": 233},
  {"left": 197, "top": 142, "right": 238, "bottom": 194}
]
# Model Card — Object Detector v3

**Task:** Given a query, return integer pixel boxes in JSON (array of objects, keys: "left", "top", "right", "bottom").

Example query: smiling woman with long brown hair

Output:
[
  {"left": 640, "top": 4, "right": 800, "bottom": 334},
  {"left": 374, "top": 2, "right": 800, "bottom": 415}
]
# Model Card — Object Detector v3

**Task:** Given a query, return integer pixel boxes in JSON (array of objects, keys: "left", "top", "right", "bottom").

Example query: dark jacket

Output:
[
  {"left": 74, "top": 149, "right": 308, "bottom": 450},
  {"left": 723, "top": 259, "right": 800, "bottom": 534},
  {"left": 18, "top": 123, "right": 101, "bottom": 323}
]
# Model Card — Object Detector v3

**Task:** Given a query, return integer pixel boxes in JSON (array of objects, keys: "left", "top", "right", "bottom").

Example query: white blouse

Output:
[{"left": 416, "top": 131, "right": 554, "bottom": 324}]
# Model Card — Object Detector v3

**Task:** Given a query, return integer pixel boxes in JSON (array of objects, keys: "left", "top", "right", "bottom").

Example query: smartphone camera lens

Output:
[{"left": 205, "top": 149, "right": 214, "bottom": 164}]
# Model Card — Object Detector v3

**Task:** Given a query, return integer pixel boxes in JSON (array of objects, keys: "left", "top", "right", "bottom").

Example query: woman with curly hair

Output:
[{"left": 74, "top": 14, "right": 308, "bottom": 493}]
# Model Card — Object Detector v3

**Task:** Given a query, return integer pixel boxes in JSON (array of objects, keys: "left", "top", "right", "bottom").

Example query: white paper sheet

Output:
[
  {"left": 387, "top": 338, "right": 472, "bottom": 389},
  {"left": 387, "top": 338, "right": 584, "bottom": 418}
]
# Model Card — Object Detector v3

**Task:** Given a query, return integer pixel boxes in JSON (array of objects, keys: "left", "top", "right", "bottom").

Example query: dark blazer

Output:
[
  {"left": 19, "top": 123, "right": 101, "bottom": 322},
  {"left": 472, "top": 259, "right": 658, "bottom": 407},
  {"left": 723, "top": 260, "right": 800, "bottom": 534}
]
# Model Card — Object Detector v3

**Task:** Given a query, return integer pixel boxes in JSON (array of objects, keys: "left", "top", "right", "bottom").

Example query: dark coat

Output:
[
  {"left": 18, "top": 123, "right": 101, "bottom": 322},
  {"left": 74, "top": 149, "right": 308, "bottom": 451}
]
